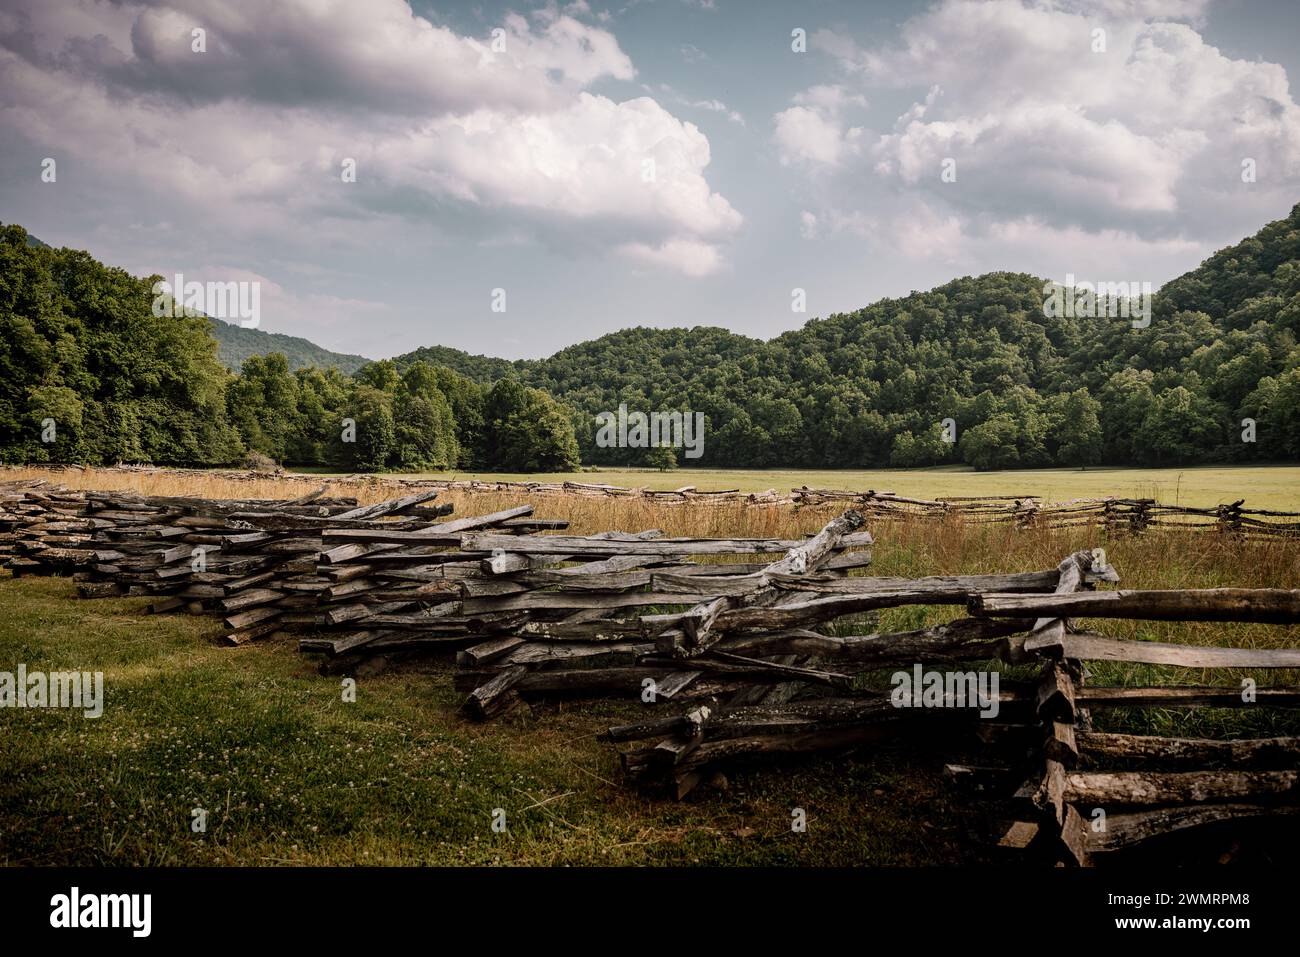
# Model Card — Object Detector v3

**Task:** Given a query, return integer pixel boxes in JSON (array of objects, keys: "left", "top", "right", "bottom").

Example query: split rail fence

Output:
[{"left": 8, "top": 464, "right": 1300, "bottom": 537}]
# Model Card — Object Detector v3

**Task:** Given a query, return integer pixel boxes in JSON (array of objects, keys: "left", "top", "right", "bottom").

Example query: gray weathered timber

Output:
[
  {"left": 1077, "top": 732, "right": 1300, "bottom": 767},
  {"left": 712, "top": 616, "right": 1031, "bottom": 666},
  {"left": 458, "top": 530, "right": 874, "bottom": 557},
  {"left": 1063, "top": 770, "right": 1298, "bottom": 805},
  {"left": 1084, "top": 803, "right": 1300, "bottom": 853},
  {"left": 977, "top": 588, "right": 1300, "bottom": 624},
  {"left": 1017, "top": 550, "right": 1094, "bottom": 658},
  {"left": 1057, "top": 632, "right": 1300, "bottom": 668},
  {"left": 1075, "top": 686, "right": 1300, "bottom": 708}
]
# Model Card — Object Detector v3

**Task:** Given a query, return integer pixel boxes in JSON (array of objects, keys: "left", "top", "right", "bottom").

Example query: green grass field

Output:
[
  {"left": 363, "top": 464, "right": 1300, "bottom": 511},
  {"left": 0, "top": 575, "right": 977, "bottom": 866}
]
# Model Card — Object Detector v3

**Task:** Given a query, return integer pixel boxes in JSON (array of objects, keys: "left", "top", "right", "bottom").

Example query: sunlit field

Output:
[
  {"left": 364, "top": 464, "right": 1300, "bottom": 511},
  {"left": 8, "top": 463, "right": 1300, "bottom": 514}
]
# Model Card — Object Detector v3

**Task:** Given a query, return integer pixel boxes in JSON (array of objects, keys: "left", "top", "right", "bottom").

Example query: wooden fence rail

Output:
[{"left": 9, "top": 464, "right": 1300, "bottom": 536}]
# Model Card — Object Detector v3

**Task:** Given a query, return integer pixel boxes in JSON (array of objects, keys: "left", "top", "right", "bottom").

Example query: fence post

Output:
[
  {"left": 1216, "top": 499, "right": 1245, "bottom": 536},
  {"left": 1132, "top": 500, "right": 1151, "bottom": 535}
]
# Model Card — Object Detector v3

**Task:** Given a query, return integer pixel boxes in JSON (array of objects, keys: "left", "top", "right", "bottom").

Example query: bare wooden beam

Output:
[
  {"left": 1058, "top": 631, "right": 1300, "bottom": 668},
  {"left": 977, "top": 588, "right": 1300, "bottom": 624},
  {"left": 1064, "top": 770, "right": 1299, "bottom": 805},
  {"left": 1077, "top": 732, "right": 1300, "bottom": 767}
]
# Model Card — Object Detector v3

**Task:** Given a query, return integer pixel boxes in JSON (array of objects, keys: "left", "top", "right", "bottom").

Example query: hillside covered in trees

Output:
[
  {"left": 0, "top": 223, "right": 579, "bottom": 473},
  {"left": 2, "top": 203, "right": 1299, "bottom": 472},
  {"left": 209, "top": 319, "right": 370, "bottom": 375},
  {"left": 391, "top": 202, "right": 1300, "bottom": 471}
]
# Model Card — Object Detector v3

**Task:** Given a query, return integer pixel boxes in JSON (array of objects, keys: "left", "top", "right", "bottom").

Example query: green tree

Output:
[
  {"left": 1052, "top": 389, "right": 1103, "bottom": 467},
  {"left": 355, "top": 358, "right": 401, "bottom": 394},
  {"left": 483, "top": 379, "right": 580, "bottom": 472},
  {"left": 1135, "top": 386, "right": 1223, "bottom": 465},
  {"left": 646, "top": 445, "right": 678, "bottom": 471},
  {"left": 431, "top": 366, "right": 486, "bottom": 467},
  {"left": 0, "top": 223, "right": 242, "bottom": 467},
  {"left": 1250, "top": 368, "right": 1300, "bottom": 458},
  {"left": 25, "top": 385, "right": 84, "bottom": 462},
  {"left": 289, "top": 366, "right": 350, "bottom": 465},
  {"left": 959, "top": 413, "right": 1022, "bottom": 470},
  {"left": 346, "top": 385, "right": 396, "bottom": 471},
  {"left": 889, "top": 431, "right": 921, "bottom": 467},
  {"left": 227, "top": 353, "right": 299, "bottom": 463},
  {"left": 1096, "top": 369, "right": 1155, "bottom": 464},
  {"left": 391, "top": 362, "right": 459, "bottom": 470}
]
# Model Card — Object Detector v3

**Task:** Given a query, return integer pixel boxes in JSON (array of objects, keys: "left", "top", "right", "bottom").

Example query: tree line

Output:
[
  {"left": 0, "top": 223, "right": 579, "bottom": 472},
  {"left": 3, "top": 203, "right": 1299, "bottom": 473}
]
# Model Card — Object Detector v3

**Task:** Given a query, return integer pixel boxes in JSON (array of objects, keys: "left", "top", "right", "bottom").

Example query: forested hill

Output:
[
  {"left": 392, "top": 344, "right": 521, "bottom": 384},
  {"left": 0, "top": 221, "right": 578, "bottom": 472},
  {"left": 209, "top": 318, "right": 370, "bottom": 375},
  {"left": 1158, "top": 206, "right": 1300, "bottom": 325},
  {"left": 390, "top": 202, "right": 1300, "bottom": 469}
]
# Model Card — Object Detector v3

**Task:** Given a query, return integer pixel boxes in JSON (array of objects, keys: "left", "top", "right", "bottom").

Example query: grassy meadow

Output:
[
  {"left": 351, "top": 464, "right": 1300, "bottom": 511},
  {"left": 8, "top": 462, "right": 1300, "bottom": 511},
  {"left": 2, "top": 465, "right": 1299, "bottom": 865}
]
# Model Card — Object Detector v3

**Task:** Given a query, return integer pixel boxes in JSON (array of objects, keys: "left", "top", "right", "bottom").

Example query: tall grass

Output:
[
  {"left": 10, "top": 466, "right": 1299, "bottom": 693},
  {"left": 864, "top": 517, "right": 1300, "bottom": 738}
]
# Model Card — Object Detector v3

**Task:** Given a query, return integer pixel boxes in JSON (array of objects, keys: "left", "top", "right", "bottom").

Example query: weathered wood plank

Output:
[
  {"left": 978, "top": 588, "right": 1300, "bottom": 624},
  {"left": 459, "top": 530, "right": 874, "bottom": 557},
  {"left": 1064, "top": 770, "right": 1299, "bottom": 805},
  {"left": 1057, "top": 632, "right": 1300, "bottom": 668},
  {"left": 1085, "top": 803, "right": 1300, "bottom": 853},
  {"left": 1075, "top": 686, "right": 1300, "bottom": 708},
  {"left": 1077, "top": 732, "right": 1300, "bottom": 767}
]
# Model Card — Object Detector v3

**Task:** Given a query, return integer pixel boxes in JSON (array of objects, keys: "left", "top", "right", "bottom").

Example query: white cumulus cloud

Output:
[
  {"left": 773, "top": 85, "right": 866, "bottom": 167},
  {"left": 796, "top": 0, "right": 1300, "bottom": 250},
  {"left": 0, "top": 0, "right": 740, "bottom": 276}
]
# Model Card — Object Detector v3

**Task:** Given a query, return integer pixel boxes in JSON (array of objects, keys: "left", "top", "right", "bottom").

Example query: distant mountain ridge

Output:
[
  {"left": 201, "top": 202, "right": 1300, "bottom": 404},
  {"left": 207, "top": 319, "right": 512, "bottom": 380},
  {"left": 208, "top": 318, "right": 370, "bottom": 374}
]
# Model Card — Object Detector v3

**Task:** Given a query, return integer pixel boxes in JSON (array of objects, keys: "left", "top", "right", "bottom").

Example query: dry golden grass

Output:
[
  {"left": 3, "top": 465, "right": 838, "bottom": 536},
  {"left": 9, "top": 465, "right": 1300, "bottom": 569},
  {"left": 366, "top": 463, "right": 1300, "bottom": 510},
  {"left": 867, "top": 517, "right": 1300, "bottom": 738},
  {"left": 2, "top": 465, "right": 387, "bottom": 505}
]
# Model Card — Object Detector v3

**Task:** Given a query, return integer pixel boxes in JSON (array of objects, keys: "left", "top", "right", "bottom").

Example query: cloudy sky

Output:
[{"left": 2, "top": 0, "right": 1298, "bottom": 360}]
